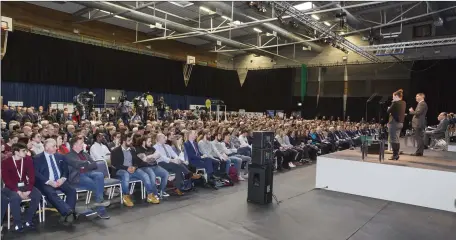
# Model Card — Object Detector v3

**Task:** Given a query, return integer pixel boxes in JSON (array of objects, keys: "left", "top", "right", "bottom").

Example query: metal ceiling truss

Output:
[
  {"left": 360, "top": 36, "right": 456, "bottom": 51},
  {"left": 75, "top": 1, "right": 304, "bottom": 63},
  {"left": 343, "top": 4, "right": 456, "bottom": 36},
  {"left": 273, "top": 1, "right": 382, "bottom": 63}
]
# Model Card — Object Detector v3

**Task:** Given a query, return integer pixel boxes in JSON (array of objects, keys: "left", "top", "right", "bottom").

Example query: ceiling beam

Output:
[
  {"left": 72, "top": 6, "right": 92, "bottom": 17},
  {"left": 353, "top": 2, "right": 418, "bottom": 16}
]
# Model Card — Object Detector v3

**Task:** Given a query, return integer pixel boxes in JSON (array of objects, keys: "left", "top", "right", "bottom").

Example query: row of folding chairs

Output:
[
  {"left": 7, "top": 160, "right": 159, "bottom": 229},
  {"left": 5, "top": 156, "right": 208, "bottom": 230}
]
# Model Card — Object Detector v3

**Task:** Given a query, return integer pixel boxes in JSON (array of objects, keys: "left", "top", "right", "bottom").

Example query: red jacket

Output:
[
  {"left": 1, "top": 156, "right": 35, "bottom": 192},
  {"left": 58, "top": 144, "right": 70, "bottom": 155}
]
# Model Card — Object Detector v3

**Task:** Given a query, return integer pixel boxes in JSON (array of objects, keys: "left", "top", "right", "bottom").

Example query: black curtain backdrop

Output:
[
  {"left": 1, "top": 31, "right": 293, "bottom": 112},
  {"left": 296, "top": 96, "right": 383, "bottom": 122},
  {"left": 240, "top": 68, "right": 293, "bottom": 112},
  {"left": 409, "top": 59, "right": 456, "bottom": 125}
]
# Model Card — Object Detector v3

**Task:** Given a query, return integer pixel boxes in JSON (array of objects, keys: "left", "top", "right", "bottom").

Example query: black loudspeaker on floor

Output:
[{"left": 247, "top": 163, "right": 273, "bottom": 205}]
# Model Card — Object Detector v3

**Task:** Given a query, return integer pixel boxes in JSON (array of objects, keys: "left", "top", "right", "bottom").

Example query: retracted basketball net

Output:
[
  {"left": 184, "top": 55, "right": 195, "bottom": 87},
  {"left": 1, "top": 16, "right": 13, "bottom": 60}
]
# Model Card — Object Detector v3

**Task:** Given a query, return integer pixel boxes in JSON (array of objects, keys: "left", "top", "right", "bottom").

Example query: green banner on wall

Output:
[{"left": 301, "top": 64, "right": 307, "bottom": 102}]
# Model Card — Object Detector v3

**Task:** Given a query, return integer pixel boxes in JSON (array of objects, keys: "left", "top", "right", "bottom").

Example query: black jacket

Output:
[
  {"left": 110, "top": 146, "right": 148, "bottom": 175},
  {"left": 387, "top": 100, "right": 406, "bottom": 123}
]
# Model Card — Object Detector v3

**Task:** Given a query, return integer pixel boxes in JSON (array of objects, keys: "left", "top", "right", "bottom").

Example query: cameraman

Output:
[{"left": 117, "top": 95, "right": 129, "bottom": 124}]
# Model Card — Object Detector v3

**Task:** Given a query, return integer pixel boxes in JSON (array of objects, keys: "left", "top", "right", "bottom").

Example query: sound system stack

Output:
[{"left": 247, "top": 131, "right": 274, "bottom": 205}]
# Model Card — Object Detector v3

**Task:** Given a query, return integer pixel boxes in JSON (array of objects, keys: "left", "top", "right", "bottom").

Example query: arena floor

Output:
[{"left": 5, "top": 159, "right": 456, "bottom": 240}]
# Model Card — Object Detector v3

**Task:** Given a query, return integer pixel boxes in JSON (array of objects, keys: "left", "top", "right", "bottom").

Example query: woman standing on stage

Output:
[{"left": 387, "top": 89, "right": 406, "bottom": 160}]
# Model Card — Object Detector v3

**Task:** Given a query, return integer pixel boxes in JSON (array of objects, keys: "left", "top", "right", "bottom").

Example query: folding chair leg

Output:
[
  {"left": 7, "top": 204, "right": 10, "bottom": 230},
  {"left": 42, "top": 196, "right": 46, "bottom": 222},
  {"left": 38, "top": 202, "right": 42, "bottom": 223},
  {"left": 119, "top": 186, "right": 124, "bottom": 204},
  {"left": 85, "top": 192, "right": 91, "bottom": 205},
  {"left": 130, "top": 183, "right": 136, "bottom": 195}
]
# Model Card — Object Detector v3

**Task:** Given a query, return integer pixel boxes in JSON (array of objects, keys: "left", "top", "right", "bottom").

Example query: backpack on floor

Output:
[
  {"left": 228, "top": 165, "right": 239, "bottom": 183},
  {"left": 181, "top": 179, "right": 195, "bottom": 191},
  {"left": 215, "top": 177, "right": 234, "bottom": 187}
]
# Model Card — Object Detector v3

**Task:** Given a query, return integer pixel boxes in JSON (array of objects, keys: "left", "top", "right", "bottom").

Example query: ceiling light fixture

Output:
[
  {"left": 253, "top": 28, "right": 263, "bottom": 33},
  {"left": 169, "top": 1, "right": 194, "bottom": 8},
  {"left": 199, "top": 6, "right": 215, "bottom": 14},
  {"left": 99, "top": 10, "right": 128, "bottom": 20},
  {"left": 311, "top": 14, "right": 320, "bottom": 20},
  {"left": 294, "top": 2, "right": 314, "bottom": 11},
  {"left": 324, "top": 21, "right": 331, "bottom": 26}
]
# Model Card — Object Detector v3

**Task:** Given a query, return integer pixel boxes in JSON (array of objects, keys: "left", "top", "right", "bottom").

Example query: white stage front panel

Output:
[{"left": 316, "top": 157, "right": 456, "bottom": 213}]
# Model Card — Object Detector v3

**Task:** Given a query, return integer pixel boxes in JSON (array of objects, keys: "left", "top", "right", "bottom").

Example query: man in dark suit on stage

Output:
[
  {"left": 409, "top": 93, "right": 428, "bottom": 156},
  {"left": 33, "top": 138, "right": 77, "bottom": 226}
]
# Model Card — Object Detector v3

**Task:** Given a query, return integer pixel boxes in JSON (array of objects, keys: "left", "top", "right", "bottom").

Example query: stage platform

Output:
[{"left": 316, "top": 140, "right": 456, "bottom": 213}]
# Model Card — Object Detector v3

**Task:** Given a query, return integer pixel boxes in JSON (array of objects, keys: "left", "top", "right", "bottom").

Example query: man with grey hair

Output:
[{"left": 34, "top": 138, "right": 77, "bottom": 226}]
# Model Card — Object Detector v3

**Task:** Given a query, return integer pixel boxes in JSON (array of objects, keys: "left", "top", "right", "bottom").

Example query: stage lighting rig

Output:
[
  {"left": 273, "top": 1, "right": 381, "bottom": 63},
  {"left": 257, "top": 3, "right": 267, "bottom": 12},
  {"left": 336, "top": 11, "right": 347, "bottom": 28}
]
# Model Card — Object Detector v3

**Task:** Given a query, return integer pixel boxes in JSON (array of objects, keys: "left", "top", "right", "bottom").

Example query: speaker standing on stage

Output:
[
  {"left": 409, "top": 93, "right": 428, "bottom": 156},
  {"left": 387, "top": 89, "right": 406, "bottom": 160}
]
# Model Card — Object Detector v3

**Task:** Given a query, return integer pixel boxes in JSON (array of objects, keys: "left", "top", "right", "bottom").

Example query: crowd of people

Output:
[{"left": 1, "top": 103, "right": 454, "bottom": 235}]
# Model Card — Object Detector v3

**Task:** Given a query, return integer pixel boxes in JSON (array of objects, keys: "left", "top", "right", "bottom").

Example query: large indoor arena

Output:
[{"left": 1, "top": 1, "right": 456, "bottom": 240}]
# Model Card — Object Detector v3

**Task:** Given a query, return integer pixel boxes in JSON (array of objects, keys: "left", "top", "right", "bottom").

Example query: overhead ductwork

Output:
[
  {"left": 75, "top": 1, "right": 283, "bottom": 58},
  {"left": 426, "top": 1, "right": 444, "bottom": 26},
  {"left": 200, "top": 1, "right": 323, "bottom": 53}
]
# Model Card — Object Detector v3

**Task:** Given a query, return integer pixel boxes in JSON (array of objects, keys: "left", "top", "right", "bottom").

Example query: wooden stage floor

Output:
[{"left": 323, "top": 140, "right": 456, "bottom": 173}]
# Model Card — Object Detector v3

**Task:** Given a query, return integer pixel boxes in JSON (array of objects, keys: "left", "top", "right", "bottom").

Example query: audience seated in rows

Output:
[{"left": 1, "top": 104, "right": 394, "bottom": 236}]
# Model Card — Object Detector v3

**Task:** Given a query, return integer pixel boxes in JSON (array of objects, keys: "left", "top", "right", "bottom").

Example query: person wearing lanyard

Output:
[{"left": 1, "top": 143, "right": 42, "bottom": 232}]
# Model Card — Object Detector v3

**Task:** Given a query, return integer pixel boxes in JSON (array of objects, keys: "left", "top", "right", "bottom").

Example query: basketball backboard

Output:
[
  {"left": 187, "top": 55, "right": 195, "bottom": 65},
  {"left": 1, "top": 16, "right": 13, "bottom": 32}
]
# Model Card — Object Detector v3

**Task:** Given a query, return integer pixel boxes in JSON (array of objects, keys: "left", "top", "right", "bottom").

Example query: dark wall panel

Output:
[
  {"left": 410, "top": 59, "right": 456, "bottom": 125},
  {"left": 324, "top": 81, "right": 344, "bottom": 96},
  {"left": 240, "top": 68, "right": 294, "bottom": 112}
]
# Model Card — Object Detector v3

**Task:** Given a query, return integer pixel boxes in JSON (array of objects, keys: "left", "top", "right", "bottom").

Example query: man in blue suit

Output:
[
  {"left": 184, "top": 130, "right": 219, "bottom": 189},
  {"left": 33, "top": 138, "right": 77, "bottom": 226}
]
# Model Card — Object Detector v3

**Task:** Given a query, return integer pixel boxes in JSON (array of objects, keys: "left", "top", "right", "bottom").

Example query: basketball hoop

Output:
[{"left": 183, "top": 55, "right": 195, "bottom": 86}]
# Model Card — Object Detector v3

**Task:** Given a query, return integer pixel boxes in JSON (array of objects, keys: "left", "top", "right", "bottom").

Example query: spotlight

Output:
[
  {"left": 258, "top": 4, "right": 266, "bottom": 13},
  {"left": 289, "top": 20, "right": 299, "bottom": 28}
]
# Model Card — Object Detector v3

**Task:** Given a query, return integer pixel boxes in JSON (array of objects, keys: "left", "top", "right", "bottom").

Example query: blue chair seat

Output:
[
  {"left": 104, "top": 178, "right": 121, "bottom": 186},
  {"left": 129, "top": 177, "right": 142, "bottom": 183},
  {"left": 72, "top": 185, "right": 89, "bottom": 192}
]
